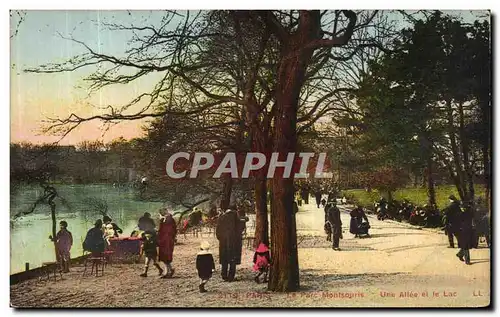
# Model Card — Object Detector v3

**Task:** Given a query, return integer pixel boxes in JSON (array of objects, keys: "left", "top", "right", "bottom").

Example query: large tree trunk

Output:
[
  {"left": 458, "top": 102, "right": 474, "bottom": 202},
  {"left": 421, "top": 133, "right": 437, "bottom": 207},
  {"left": 483, "top": 142, "right": 490, "bottom": 213},
  {"left": 268, "top": 11, "right": 321, "bottom": 292},
  {"left": 50, "top": 202, "right": 59, "bottom": 264},
  {"left": 426, "top": 156, "right": 436, "bottom": 207},
  {"left": 254, "top": 176, "right": 269, "bottom": 247},
  {"left": 220, "top": 175, "right": 233, "bottom": 210},
  {"left": 445, "top": 100, "right": 466, "bottom": 200},
  {"left": 247, "top": 105, "right": 271, "bottom": 249},
  {"left": 387, "top": 190, "right": 393, "bottom": 203}
]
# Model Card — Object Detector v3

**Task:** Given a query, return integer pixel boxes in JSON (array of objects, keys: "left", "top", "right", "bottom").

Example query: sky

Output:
[
  {"left": 9, "top": 10, "right": 490, "bottom": 145},
  {"left": 10, "top": 10, "right": 178, "bottom": 145}
]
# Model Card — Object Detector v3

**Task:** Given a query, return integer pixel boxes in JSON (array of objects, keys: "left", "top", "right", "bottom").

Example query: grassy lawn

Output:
[{"left": 343, "top": 185, "right": 485, "bottom": 210}]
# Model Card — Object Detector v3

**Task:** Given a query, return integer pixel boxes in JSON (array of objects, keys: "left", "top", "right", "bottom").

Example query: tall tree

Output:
[
  {"left": 354, "top": 11, "right": 491, "bottom": 205},
  {"left": 25, "top": 10, "right": 400, "bottom": 292}
]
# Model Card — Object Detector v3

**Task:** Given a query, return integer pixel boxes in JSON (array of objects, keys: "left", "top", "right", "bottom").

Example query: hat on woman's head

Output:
[
  {"left": 159, "top": 208, "right": 169, "bottom": 217},
  {"left": 255, "top": 243, "right": 269, "bottom": 253},
  {"left": 200, "top": 241, "right": 210, "bottom": 250}
]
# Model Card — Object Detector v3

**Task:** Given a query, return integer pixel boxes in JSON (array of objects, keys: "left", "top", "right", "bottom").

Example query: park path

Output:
[
  {"left": 11, "top": 201, "right": 490, "bottom": 308},
  {"left": 292, "top": 202, "right": 491, "bottom": 307}
]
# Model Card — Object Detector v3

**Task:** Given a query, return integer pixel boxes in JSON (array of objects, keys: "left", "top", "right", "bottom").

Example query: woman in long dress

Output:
[
  {"left": 158, "top": 209, "right": 177, "bottom": 277},
  {"left": 349, "top": 205, "right": 369, "bottom": 238}
]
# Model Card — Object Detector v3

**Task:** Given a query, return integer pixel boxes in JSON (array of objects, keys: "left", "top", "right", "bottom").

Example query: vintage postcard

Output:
[{"left": 9, "top": 9, "right": 491, "bottom": 308}]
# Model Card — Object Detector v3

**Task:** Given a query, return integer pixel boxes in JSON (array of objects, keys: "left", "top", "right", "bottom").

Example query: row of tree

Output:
[
  {"left": 10, "top": 138, "right": 144, "bottom": 185},
  {"left": 350, "top": 12, "right": 490, "bottom": 207},
  {"left": 22, "top": 10, "right": 490, "bottom": 291}
]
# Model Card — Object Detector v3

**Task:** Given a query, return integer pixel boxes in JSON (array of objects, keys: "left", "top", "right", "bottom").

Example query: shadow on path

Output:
[
  {"left": 383, "top": 243, "right": 445, "bottom": 254},
  {"left": 299, "top": 271, "right": 406, "bottom": 291},
  {"left": 470, "top": 259, "right": 490, "bottom": 265},
  {"left": 368, "top": 232, "right": 426, "bottom": 238}
]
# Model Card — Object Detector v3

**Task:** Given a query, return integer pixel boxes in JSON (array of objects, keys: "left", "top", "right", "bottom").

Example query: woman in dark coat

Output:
[
  {"left": 216, "top": 209, "right": 244, "bottom": 282},
  {"left": 83, "top": 219, "right": 106, "bottom": 255},
  {"left": 457, "top": 203, "right": 474, "bottom": 265},
  {"left": 158, "top": 210, "right": 177, "bottom": 277},
  {"left": 349, "top": 206, "right": 369, "bottom": 237}
]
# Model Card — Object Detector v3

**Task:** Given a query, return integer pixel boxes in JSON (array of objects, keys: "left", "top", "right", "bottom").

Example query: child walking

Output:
[
  {"left": 50, "top": 220, "right": 73, "bottom": 273},
  {"left": 253, "top": 243, "right": 271, "bottom": 284},
  {"left": 196, "top": 241, "right": 215, "bottom": 293},
  {"left": 139, "top": 230, "right": 164, "bottom": 277}
]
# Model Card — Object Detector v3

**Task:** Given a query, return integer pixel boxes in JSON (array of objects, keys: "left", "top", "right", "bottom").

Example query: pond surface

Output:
[{"left": 10, "top": 184, "right": 169, "bottom": 274}]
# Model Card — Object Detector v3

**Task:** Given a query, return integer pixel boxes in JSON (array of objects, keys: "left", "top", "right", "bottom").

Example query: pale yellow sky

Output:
[
  {"left": 10, "top": 10, "right": 489, "bottom": 145},
  {"left": 10, "top": 10, "right": 168, "bottom": 145}
]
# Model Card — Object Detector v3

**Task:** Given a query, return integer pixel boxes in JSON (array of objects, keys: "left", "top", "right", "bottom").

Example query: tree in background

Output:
[{"left": 354, "top": 11, "right": 490, "bottom": 207}]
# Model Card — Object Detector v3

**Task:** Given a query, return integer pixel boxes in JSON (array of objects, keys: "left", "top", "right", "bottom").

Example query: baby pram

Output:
[{"left": 357, "top": 222, "right": 370, "bottom": 236}]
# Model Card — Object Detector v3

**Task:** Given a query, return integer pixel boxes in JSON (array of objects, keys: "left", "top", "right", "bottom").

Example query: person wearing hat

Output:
[
  {"left": 196, "top": 241, "right": 215, "bottom": 293},
  {"left": 216, "top": 208, "right": 244, "bottom": 281},
  {"left": 158, "top": 209, "right": 177, "bottom": 278},
  {"left": 326, "top": 200, "right": 343, "bottom": 250},
  {"left": 188, "top": 207, "right": 203, "bottom": 227},
  {"left": 456, "top": 201, "right": 474, "bottom": 264},
  {"left": 139, "top": 230, "right": 164, "bottom": 277},
  {"left": 474, "top": 197, "right": 490, "bottom": 248},
  {"left": 82, "top": 219, "right": 106, "bottom": 255},
  {"left": 49, "top": 220, "right": 73, "bottom": 273},
  {"left": 377, "top": 197, "right": 388, "bottom": 221},
  {"left": 253, "top": 242, "right": 271, "bottom": 283},
  {"left": 138, "top": 212, "right": 156, "bottom": 232},
  {"left": 314, "top": 188, "right": 322, "bottom": 208},
  {"left": 443, "top": 195, "right": 461, "bottom": 248}
]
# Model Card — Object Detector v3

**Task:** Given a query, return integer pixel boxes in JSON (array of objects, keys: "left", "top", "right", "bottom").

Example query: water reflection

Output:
[{"left": 10, "top": 184, "right": 166, "bottom": 274}]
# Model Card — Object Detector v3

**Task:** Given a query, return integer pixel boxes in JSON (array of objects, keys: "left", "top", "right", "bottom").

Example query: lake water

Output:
[{"left": 10, "top": 184, "right": 169, "bottom": 274}]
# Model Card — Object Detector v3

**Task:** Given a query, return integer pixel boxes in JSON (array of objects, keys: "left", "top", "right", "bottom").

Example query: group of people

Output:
[
  {"left": 442, "top": 195, "right": 490, "bottom": 265},
  {"left": 323, "top": 192, "right": 487, "bottom": 266},
  {"left": 80, "top": 210, "right": 177, "bottom": 278},
  {"left": 48, "top": 215, "right": 123, "bottom": 273},
  {"left": 136, "top": 209, "right": 177, "bottom": 278},
  {"left": 324, "top": 201, "right": 370, "bottom": 250},
  {"left": 50, "top": 201, "right": 269, "bottom": 293},
  {"left": 190, "top": 204, "right": 272, "bottom": 293}
]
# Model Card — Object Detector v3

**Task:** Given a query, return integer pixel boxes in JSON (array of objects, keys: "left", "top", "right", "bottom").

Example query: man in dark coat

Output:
[
  {"left": 216, "top": 209, "right": 244, "bottom": 282},
  {"left": 138, "top": 212, "right": 156, "bottom": 232},
  {"left": 443, "top": 195, "right": 461, "bottom": 248},
  {"left": 326, "top": 201, "right": 342, "bottom": 250},
  {"left": 474, "top": 198, "right": 490, "bottom": 248},
  {"left": 301, "top": 185, "right": 310, "bottom": 205},
  {"left": 377, "top": 197, "right": 388, "bottom": 220},
  {"left": 314, "top": 189, "right": 322, "bottom": 208},
  {"left": 456, "top": 202, "right": 474, "bottom": 265}
]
